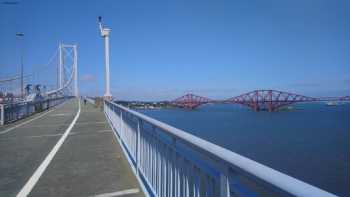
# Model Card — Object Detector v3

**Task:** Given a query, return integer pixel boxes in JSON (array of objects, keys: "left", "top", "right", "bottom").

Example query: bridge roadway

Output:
[{"left": 0, "top": 99, "right": 144, "bottom": 197}]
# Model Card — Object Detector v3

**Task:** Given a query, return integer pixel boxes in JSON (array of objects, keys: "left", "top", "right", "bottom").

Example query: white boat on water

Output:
[{"left": 326, "top": 101, "right": 337, "bottom": 106}]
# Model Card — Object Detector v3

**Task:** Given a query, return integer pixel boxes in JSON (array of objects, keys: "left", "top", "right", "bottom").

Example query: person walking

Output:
[{"left": 84, "top": 98, "right": 87, "bottom": 105}]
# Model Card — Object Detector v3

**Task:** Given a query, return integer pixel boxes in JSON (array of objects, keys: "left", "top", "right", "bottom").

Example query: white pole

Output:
[
  {"left": 74, "top": 45, "right": 79, "bottom": 97},
  {"left": 16, "top": 33, "right": 24, "bottom": 98},
  {"left": 104, "top": 35, "right": 111, "bottom": 98},
  {"left": 59, "top": 43, "right": 63, "bottom": 89},
  {"left": 98, "top": 17, "right": 112, "bottom": 100}
]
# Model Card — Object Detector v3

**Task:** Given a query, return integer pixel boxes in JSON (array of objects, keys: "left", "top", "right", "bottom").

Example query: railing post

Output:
[
  {"left": 136, "top": 119, "right": 141, "bottom": 175},
  {"left": 103, "top": 100, "right": 106, "bottom": 113},
  {"left": 26, "top": 102, "right": 29, "bottom": 116},
  {"left": 120, "top": 111, "right": 123, "bottom": 139},
  {"left": 0, "top": 104, "right": 4, "bottom": 125},
  {"left": 220, "top": 173, "right": 230, "bottom": 197}
]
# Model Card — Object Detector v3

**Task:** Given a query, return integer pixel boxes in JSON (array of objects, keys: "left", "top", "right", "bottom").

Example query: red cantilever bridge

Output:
[{"left": 171, "top": 90, "right": 350, "bottom": 112}]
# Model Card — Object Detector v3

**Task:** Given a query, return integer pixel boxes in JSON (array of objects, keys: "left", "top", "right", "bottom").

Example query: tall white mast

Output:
[
  {"left": 59, "top": 43, "right": 63, "bottom": 89},
  {"left": 73, "top": 45, "right": 78, "bottom": 97},
  {"left": 98, "top": 16, "right": 112, "bottom": 100}
]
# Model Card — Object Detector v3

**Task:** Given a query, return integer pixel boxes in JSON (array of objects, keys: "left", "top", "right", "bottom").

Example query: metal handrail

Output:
[
  {"left": 104, "top": 100, "right": 336, "bottom": 197},
  {"left": 0, "top": 97, "right": 71, "bottom": 125}
]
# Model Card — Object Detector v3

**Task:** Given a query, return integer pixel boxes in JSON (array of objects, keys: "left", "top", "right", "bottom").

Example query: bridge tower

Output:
[
  {"left": 98, "top": 16, "right": 112, "bottom": 100},
  {"left": 58, "top": 44, "right": 79, "bottom": 97}
]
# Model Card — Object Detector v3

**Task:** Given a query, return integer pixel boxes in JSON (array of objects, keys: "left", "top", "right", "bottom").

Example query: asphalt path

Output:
[
  {"left": 0, "top": 99, "right": 143, "bottom": 197},
  {"left": 29, "top": 101, "right": 143, "bottom": 197},
  {"left": 0, "top": 99, "right": 78, "bottom": 197}
]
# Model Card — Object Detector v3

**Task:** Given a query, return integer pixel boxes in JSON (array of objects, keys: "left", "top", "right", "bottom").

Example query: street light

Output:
[
  {"left": 98, "top": 16, "right": 112, "bottom": 100},
  {"left": 16, "top": 32, "right": 24, "bottom": 99}
]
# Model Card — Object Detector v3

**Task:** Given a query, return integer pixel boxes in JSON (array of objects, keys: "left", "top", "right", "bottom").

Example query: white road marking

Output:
[
  {"left": 28, "top": 133, "right": 63, "bottom": 138},
  {"left": 64, "top": 130, "right": 111, "bottom": 135},
  {"left": 27, "top": 132, "right": 77, "bottom": 138},
  {"left": 50, "top": 113, "right": 69, "bottom": 117},
  {"left": 94, "top": 188, "right": 140, "bottom": 197},
  {"left": 21, "top": 121, "right": 106, "bottom": 128},
  {"left": 21, "top": 123, "right": 69, "bottom": 128},
  {"left": 96, "top": 129, "right": 112, "bottom": 133},
  {"left": 75, "top": 121, "right": 106, "bottom": 125},
  {"left": 16, "top": 100, "right": 81, "bottom": 197},
  {"left": 0, "top": 106, "right": 62, "bottom": 135}
]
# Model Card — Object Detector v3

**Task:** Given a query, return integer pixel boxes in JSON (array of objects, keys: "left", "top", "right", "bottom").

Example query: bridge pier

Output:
[
  {"left": 253, "top": 104, "right": 259, "bottom": 112},
  {"left": 268, "top": 105, "right": 273, "bottom": 112}
]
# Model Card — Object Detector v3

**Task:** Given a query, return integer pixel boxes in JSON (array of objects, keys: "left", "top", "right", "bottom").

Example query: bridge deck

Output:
[{"left": 0, "top": 99, "right": 143, "bottom": 197}]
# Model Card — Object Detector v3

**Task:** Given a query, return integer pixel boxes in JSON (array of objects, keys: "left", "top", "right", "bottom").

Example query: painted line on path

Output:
[
  {"left": 27, "top": 132, "right": 77, "bottom": 138},
  {"left": 50, "top": 113, "right": 70, "bottom": 117},
  {"left": 20, "top": 121, "right": 106, "bottom": 129},
  {"left": 16, "top": 100, "right": 81, "bottom": 197},
  {"left": 75, "top": 121, "right": 106, "bottom": 125},
  {"left": 96, "top": 129, "right": 113, "bottom": 133},
  {"left": 94, "top": 188, "right": 140, "bottom": 197}
]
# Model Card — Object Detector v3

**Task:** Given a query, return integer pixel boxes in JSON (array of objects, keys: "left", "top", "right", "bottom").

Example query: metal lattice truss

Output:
[
  {"left": 341, "top": 96, "right": 350, "bottom": 101},
  {"left": 172, "top": 93, "right": 212, "bottom": 109},
  {"left": 227, "top": 90, "right": 317, "bottom": 112},
  {"left": 172, "top": 90, "right": 349, "bottom": 111}
]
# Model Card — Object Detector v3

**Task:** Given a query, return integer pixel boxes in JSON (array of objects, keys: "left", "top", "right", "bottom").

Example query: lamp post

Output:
[
  {"left": 98, "top": 16, "right": 112, "bottom": 100},
  {"left": 16, "top": 32, "right": 24, "bottom": 99}
]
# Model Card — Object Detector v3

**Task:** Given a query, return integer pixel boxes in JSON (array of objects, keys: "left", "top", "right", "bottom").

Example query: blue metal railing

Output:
[
  {"left": 104, "top": 100, "right": 336, "bottom": 197},
  {"left": 0, "top": 97, "right": 71, "bottom": 125}
]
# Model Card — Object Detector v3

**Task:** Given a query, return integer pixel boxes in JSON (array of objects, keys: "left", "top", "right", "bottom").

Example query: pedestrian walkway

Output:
[{"left": 0, "top": 99, "right": 143, "bottom": 197}]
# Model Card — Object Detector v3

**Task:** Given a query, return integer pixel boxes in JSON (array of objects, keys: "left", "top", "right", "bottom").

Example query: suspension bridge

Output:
[
  {"left": 172, "top": 91, "right": 350, "bottom": 111},
  {"left": 0, "top": 17, "right": 341, "bottom": 197}
]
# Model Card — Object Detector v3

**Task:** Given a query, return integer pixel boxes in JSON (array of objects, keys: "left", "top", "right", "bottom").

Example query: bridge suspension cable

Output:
[{"left": 0, "top": 43, "right": 78, "bottom": 100}]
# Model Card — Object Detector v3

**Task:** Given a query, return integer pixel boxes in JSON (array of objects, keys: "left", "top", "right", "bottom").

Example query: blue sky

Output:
[{"left": 1, "top": 0, "right": 349, "bottom": 100}]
